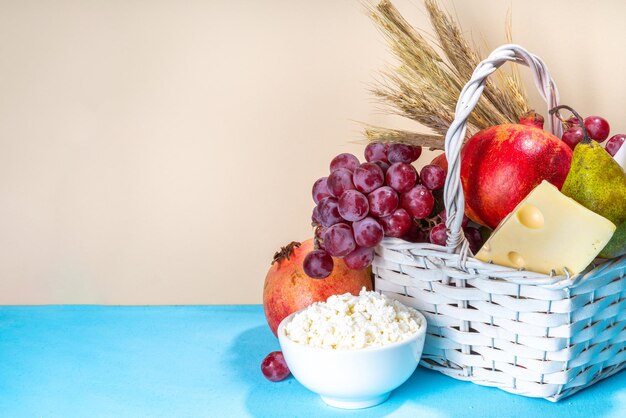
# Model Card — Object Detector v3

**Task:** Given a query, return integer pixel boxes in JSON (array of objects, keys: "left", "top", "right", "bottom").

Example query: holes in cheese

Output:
[
  {"left": 475, "top": 181, "right": 616, "bottom": 276},
  {"left": 517, "top": 204, "right": 544, "bottom": 229},
  {"left": 507, "top": 251, "right": 525, "bottom": 268}
]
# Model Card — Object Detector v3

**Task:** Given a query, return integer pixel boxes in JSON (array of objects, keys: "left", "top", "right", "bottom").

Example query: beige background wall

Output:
[{"left": 0, "top": 0, "right": 624, "bottom": 304}]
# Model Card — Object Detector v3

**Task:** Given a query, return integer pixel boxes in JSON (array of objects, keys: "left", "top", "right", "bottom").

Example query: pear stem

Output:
[{"left": 549, "top": 105, "right": 592, "bottom": 144}]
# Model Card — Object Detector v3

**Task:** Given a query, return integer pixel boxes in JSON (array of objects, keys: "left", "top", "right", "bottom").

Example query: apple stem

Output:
[{"left": 549, "top": 105, "right": 591, "bottom": 144}]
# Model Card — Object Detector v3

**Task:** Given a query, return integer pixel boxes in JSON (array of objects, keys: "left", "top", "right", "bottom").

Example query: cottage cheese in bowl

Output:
[
  {"left": 283, "top": 288, "right": 422, "bottom": 350},
  {"left": 278, "top": 289, "right": 427, "bottom": 409}
]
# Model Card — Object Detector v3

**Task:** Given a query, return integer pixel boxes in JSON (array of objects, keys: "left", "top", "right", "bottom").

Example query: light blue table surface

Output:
[{"left": 0, "top": 305, "right": 624, "bottom": 417}]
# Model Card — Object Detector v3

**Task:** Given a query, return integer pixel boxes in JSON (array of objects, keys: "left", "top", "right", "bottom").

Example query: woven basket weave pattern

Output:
[{"left": 374, "top": 44, "right": 626, "bottom": 401}]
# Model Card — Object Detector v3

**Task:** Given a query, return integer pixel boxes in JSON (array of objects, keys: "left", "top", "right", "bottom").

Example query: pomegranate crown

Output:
[{"left": 271, "top": 241, "right": 301, "bottom": 265}]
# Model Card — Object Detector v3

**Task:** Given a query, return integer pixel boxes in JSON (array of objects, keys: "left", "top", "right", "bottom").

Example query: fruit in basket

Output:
[
  {"left": 614, "top": 140, "right": 626, "bottom": 172},
  {"left": 304, "top": 145, "right": 489, "bottom": 279},
  {"left": 429, "top": 223, "right": 447, "bottom": 246},
  {"left": 368, "top": 186, "right": 399, "bottom": 217},
  {"left": 600, "top": 221, "right": 626, "bottom": 258},
  {"left": 343, "top": 246, "right": 376, "bottom": 270},
  {"left": 475, "top": 181, "right": 616, "bottom": 275},
  {"left": 401, "top": 185, "right": 434, "bottom": 219},
  {"left": 561, "top": 126, "right": 585, "bottom": 150},
  {"left": 386, "top": 163, "right": 418, "bottom": 193},
  {"left": 323, "top": 223, "right": 357, "bottom": 257},
  {"left": 316, "top": 196, "right": 342, "bottom": 227},
  {"left": 519, "top": 110, "right": 544, "bottom": 129},
  {"left": 330, "top": 153, "right": 360, "bottom": 172},
  {"left": 353, "top": 162, "right": 385, "bottom": 193},
  {"left": 554, "top": 106, "right": 626, "bottom": 233},
  {"left": 430, "top": 153, "right": 448, "bottom": 173},
  {"left": 263, "top": 239, "right": 372, "bottom": 336},
  {"left": 460, "top": 113, "right": 573, "bottom": 228},
  {"left": 312, "top": 177, "right": 331, "bottom": 204},
  {"left": 606, "top": 134, "right": 625, "bottom": 157},
  {"left": 327, "top": 168, "right": 355, "bottom": 197},
  {"left": 606, "top": 134, "right": 626, "bottom": 173},
  {"left": 353, "top": 217, "right": 384, "bottom": 248},
  {"left": 364, "top": 142, "right": 389, "bottom": 163},
  {"left": 583, "top": 116, "right": 610, "bottom": 143},
  {"left": 420, "top": 164, "right": 446, "bottom": 191},
  {"left": 338, "top": 190, "right": 369, "bottom": 222},
  {"left": 388, "top": 144, "right": 421, "bottom": 163},
  {"left": 564, "top": 116, "right": 580, "bottom": 128},
  {"left": 463, "top": 226, "right": 483, "bottom": 254},
  {"left": 561, "top": 139, "right": 626, "bottom": 225},
  {"left": 379, "top": 208, "right": 412, "bottom": 237},
  {"left": 553, "top": 106, "right": 626, "bottom": 259},
  {"left": 303, "top": 250, "right": 334, "bottom": 279}
]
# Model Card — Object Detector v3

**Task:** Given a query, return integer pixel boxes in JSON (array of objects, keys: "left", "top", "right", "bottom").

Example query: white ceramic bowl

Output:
[{"left": 277, "top": 308, "right": 427, "bottom": 409}]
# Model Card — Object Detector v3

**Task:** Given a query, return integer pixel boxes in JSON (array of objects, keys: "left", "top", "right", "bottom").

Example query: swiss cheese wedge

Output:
[{"left": 475, "top": 180, "right": 616, "bottom": 275}]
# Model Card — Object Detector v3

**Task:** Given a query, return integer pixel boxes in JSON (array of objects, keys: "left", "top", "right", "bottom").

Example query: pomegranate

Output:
[
  {"left": 263, "top": 239, "right": 372, "bottom": 336},
  {"left": 460, "top": 113, "right": 572, "bottom": 228},
  {"left": 518, "top": 109, "right": 545, "bottom": 129}
]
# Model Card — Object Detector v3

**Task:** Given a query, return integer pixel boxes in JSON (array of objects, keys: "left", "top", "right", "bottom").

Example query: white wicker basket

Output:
[{"left": 373, "top": 44, "right": 626, "bottom": 401}]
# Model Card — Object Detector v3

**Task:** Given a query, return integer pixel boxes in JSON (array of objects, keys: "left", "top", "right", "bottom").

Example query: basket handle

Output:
[{"left": 443, "top": 44, "right": 561, "bottom": 253}]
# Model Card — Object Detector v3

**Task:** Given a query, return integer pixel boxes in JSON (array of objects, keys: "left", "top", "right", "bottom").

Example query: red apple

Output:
[
  {"left": 460, "top": 121, "right": 572, "bottom": 229},
  {"left": 263, "top": 239, "right": 372, "bottom": 336}
]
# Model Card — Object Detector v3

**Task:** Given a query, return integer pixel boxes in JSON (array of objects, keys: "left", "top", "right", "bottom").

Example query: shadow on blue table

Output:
[{"left": 229, "top": 325, "right": 625, "bottom": 418}]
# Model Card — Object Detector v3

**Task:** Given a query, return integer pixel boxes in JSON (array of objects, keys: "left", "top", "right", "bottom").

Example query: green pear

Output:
[
  {"left": 600, "top": 220, "right": 626, "bottom": 258},
  {"left": 551, "top": 105, "right": 626, "bottom": 259},
  {"left": 561, "top": 138, "right": 626, "bottom": 225}
]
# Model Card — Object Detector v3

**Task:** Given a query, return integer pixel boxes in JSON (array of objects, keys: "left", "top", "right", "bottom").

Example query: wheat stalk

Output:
[
  {"left": 366, "top": 0, "right": 529, "bottom": 149},
  {"left": 364, "top": 125, "right": 444, "bottom": 149}
]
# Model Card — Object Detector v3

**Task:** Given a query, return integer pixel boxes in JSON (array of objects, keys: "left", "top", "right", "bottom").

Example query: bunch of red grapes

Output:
[
  {"left": 303, "top": 143, "right": 484, "bottom": 279},
  {"left": 561, "top": 114, "right": 625, "bottom": 156}
]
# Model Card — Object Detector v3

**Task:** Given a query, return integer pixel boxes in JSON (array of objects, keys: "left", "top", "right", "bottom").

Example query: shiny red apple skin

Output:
[{"left": 460, "top": 123, "right": 572, "bottom": 228}]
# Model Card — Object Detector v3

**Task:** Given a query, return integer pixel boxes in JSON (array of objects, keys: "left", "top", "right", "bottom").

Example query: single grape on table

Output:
[{"left": 261, "top": 351, "right": 291, "bottom": 382}]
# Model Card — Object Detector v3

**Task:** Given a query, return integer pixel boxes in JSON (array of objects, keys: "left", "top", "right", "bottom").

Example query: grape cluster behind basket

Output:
[{"left": 373, "top": 44, "right": 626, "bottom": 401}]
